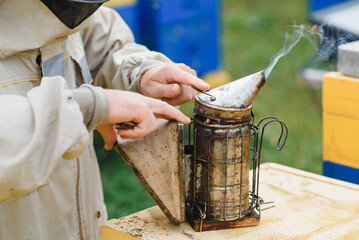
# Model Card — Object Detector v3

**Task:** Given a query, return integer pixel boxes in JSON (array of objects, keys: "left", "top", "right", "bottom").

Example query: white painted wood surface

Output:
[{"left": 101, "top": 163, "right": 359, "bottom": 240}]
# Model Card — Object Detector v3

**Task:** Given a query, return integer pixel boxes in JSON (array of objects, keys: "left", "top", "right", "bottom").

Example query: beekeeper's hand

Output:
[
  {"left": 140, "top": 63, "right": 210, "bottom": 106},
  {"left": 96, "top": 89, "right": 191, "bottom": 150}
]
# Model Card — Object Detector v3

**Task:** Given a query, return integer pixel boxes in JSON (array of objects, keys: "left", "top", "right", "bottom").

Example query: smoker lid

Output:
[{"left": 196, "top": 71, "right": 265, "bottom": 109}]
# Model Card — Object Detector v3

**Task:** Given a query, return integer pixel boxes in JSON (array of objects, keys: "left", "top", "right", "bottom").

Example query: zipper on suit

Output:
[
  {"left": 35, "top": 54, "right": 43, "bottom": 77},
  {"left": 76, "top": 158, "right": 84, "bottom": 240}
]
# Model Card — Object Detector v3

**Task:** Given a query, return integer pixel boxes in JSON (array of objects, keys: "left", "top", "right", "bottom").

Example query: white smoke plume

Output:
[{"left": 264, "top": 23, "right": 358, "bottom": 79}]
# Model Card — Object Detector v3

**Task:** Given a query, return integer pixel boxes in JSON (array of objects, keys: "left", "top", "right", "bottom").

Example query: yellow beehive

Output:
[
  {"left": 201, "top": 70, "right": 231, "bottom": 89},
  {"left": 103, "top": 0, "right": 137, "bottom": 8},
  {"left": 323, "top": 72, "right": 359, "bottom": 169}
]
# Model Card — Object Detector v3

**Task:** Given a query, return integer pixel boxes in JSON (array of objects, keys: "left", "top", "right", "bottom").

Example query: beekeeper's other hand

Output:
[
  {"left": 140, "top": 63, "right": 210, "bottom": 106},
  {"left": 96, "top": 89, "right": 191, "bottom": 150}
]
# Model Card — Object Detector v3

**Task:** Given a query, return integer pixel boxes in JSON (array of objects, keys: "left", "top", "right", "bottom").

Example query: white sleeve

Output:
[
  {"left": 81, "top": 6, "right": 173, "bottom": 93},
  {"left": 0, "top": 76, "right": 89, "bottom": 203}
]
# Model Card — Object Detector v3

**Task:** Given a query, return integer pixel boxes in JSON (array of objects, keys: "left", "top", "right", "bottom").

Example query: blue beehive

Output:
[
  {"left": 104, "top": 0, "right": 140, "bottom": 41},
  {"left": 138, "top": 0, "right": 222, "bottom": 77},
  {"left": 309, "top": 0, "right": 354, "bottom": 11},
  {"left": 323, "top": 161, "right": 359, "bottom": 184}
]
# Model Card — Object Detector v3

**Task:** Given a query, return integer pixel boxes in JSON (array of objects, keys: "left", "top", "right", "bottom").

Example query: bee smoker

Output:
[{"left": 114, "top": 71, "right": 288, "bottom": 232}]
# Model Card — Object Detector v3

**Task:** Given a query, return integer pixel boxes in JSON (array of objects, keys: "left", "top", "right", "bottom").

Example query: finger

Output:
[
  {"left": 166, "top": 66, "right": 210, "bottom": 91},
  {"left": 176, "top": 63, "right": 197, "bottom": 77},
  {"left": 152, "top": 112, "right": 191, "bottom": 125},
  {"left": 145, "top": 98, "right": 191, "bottom": 124},
  {"left": 145, "top": 81, "right": 182, "bottom": 99},
  {"left": 151, "top": 113, "right": 191, "bottom": 125},
  {"left": 163, "top": 85, "right": 197, "bottom": 106},
  {"left": 117, "top": 115, "right": 157, "bottom": 139},
  {"left": 97, "top": 124, "right": 117, "bottom": 150}
]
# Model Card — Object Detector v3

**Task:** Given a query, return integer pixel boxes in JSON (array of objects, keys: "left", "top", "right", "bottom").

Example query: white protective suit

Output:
[{"left": 0, "top": 0, "right": 172, "bottom": 239}]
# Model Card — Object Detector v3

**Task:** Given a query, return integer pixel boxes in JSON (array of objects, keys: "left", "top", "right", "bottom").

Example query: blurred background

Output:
[{"left": 94, "top": 0, "right": 356, "bottom": 219}]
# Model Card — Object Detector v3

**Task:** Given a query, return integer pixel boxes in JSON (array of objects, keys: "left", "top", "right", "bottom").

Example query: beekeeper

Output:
[{"left": 0, "top": 0, "right": 210, "bottom": 239}]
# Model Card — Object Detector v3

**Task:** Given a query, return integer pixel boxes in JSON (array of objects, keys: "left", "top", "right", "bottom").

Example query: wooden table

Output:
[{"left": 101, "top": 163, "right": 359, "bottom": 240}]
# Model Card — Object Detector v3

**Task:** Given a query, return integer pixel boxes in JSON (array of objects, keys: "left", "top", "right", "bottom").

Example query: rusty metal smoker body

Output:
[
  {"left": 192, "top": 103, "right": 252, "bottom": 222},
  {"left": 184, "top": 71, "right": 266, "bottom": 231}
]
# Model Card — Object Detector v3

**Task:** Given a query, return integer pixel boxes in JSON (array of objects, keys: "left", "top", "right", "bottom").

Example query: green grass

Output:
[{"left": 96, "top": 0, "right": 324, "bottom": 219}]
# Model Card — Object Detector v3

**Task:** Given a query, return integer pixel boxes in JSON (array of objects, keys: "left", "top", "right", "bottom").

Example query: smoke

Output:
[
  {"left": 308, "top": 24, "right": 358, "bottom": 65},
  {"left": 264, "top": 24, "right": 307, "bottom": 78},
  {"left": 264, "top": 23, "right": 359, "bottom": 79}
]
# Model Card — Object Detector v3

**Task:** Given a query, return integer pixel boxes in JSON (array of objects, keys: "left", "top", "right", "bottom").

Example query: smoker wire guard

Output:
[{"left": 184, "top": 114, "right": 288, "bottom": 231}]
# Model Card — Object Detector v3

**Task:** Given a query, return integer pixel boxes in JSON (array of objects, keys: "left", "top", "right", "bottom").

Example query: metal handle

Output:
[
  {"left": 115, "top": 121, "right": 137, "bottom": 129},
  {"left": 191, "top": 85, "right": 216, "bottom": 101}
]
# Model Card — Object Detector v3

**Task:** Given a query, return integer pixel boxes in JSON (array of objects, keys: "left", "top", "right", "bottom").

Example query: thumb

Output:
[
  {"left": 149, "top": 81, "right": 181, "bottom": 99},
  {"left": 96, "top": 124, "right": 117, "bottom": 150}
]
